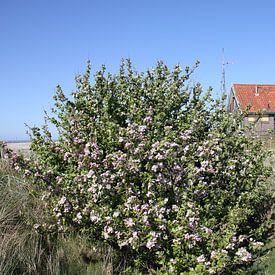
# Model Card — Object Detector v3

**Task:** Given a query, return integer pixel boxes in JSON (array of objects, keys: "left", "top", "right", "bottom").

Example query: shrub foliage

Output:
[{"left": 1, "top": 60, "right": 273, "bottom": 274}]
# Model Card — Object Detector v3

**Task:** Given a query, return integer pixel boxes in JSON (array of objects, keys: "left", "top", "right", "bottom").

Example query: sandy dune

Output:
[{"left": 6, "top": 142, "right": 31, "bottom": 154}]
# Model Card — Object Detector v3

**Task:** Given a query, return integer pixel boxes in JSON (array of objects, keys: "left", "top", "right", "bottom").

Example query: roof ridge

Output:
[{"left": 233, "top": 83, "right": 275, "bottom": 86}]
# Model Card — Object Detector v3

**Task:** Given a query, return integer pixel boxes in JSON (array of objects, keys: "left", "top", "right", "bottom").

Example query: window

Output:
[
  {"left": 260, "top": 116, "right": 269, "bottom": 122},
  {"left": 248, "top": 117, "right": 256, "bottom": 122}
]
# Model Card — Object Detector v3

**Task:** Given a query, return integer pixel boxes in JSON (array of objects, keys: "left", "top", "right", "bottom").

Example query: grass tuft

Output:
[{"left": 0, "top": 159, "right": 113, "bottom": 275}]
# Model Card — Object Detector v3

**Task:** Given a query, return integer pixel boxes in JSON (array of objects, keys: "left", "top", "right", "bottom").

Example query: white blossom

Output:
[
  {"left": 124, "top": 218, "right": 135, "bottom": 227},
  {"left": 236, "top": 247, "right": 252, "bottom": 262},
  {"left": 58, "top": 196, "right": 66, "bottom": 205},
  {"left": 196, "top": 254, "right": 205, "bottom": 263}
]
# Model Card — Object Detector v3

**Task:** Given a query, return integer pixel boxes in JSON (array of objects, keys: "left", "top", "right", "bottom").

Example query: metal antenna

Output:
[{"left": 220, "top": 48, "right": 233, "bottom": 97}]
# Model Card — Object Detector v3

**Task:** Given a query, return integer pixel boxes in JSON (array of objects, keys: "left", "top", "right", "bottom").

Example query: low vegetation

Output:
[
  {"left": 1, "top": 60, "right": 274, "bottom": 274},
  {"left": 0, "top": 159, "right": 115, "bottom": 274}
]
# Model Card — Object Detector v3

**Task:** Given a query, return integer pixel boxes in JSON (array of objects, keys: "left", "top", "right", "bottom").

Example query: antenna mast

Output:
[
  {"left": 221, "top": 48, "right": 226, "bottom": 95},
  {"left": 220, "top": 48, "right": 232, "bottom": 97}
]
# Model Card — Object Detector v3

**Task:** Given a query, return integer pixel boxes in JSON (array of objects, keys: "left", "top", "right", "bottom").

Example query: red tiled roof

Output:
[{"left": 232, "top": 84, "right": 275, "bottom": 113}]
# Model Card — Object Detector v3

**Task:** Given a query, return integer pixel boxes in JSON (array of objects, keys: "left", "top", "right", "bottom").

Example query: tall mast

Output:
[
  {"left": 220, "top": 48, "right": 232, "bottom": 97},
  {"left": 221, "top": 48, "right": 226, "bottom": 95}
]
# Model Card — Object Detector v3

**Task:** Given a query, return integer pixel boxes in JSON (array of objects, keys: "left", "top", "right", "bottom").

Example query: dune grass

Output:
[{"left": 0, "top": 159, "right": 114, "bottom": 275}]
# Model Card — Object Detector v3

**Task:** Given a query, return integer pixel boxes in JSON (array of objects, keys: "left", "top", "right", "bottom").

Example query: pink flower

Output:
[
  {"left": 236, "top": 247, "right": 252, "bottom": 262},
  {"left": 146, "top": 240, "right": 155, "bottom": 249},
  {"left": 58, "top": 196, "right": 66, "bottom": 205},
  {"left": 86, "top": 170, "right": 94, "bottom": 178},
  {"left": 64, "top": 152, "right": 71, "bottom": 160},
  {"left": 124, "top": 218, "right": 135, "bottom": 227},
  {"left": 84, "top": 146, "right": 90, "bottom": 156},
  {"left": 143, "top": 116, "right": 152, "bottom": 123},
  {"left": 197, "top": 254, "right": 205, "bottom": 263}
]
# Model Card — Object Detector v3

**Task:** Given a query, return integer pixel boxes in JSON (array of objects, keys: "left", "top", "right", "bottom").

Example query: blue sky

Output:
[{"left": 1, "top": 0, "right": 275, "bottom": 140}]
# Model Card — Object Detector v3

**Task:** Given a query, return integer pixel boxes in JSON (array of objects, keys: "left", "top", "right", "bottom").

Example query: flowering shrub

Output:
[{"left": 1, "top": 60, "right": 273, "bottom": 273}]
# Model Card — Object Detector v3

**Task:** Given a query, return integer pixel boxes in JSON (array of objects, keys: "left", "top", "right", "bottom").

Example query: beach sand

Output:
[{"left": 6, "top": 142, "right": 31, "bottom": 155}]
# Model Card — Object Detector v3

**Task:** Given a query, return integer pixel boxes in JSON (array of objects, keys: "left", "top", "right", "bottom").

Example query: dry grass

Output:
[
  {"left": 0, "top": 160, "right": 47, "bottom": 274},
  {"left": 0, "top": 159, "right": 114, "bottom": 275}
]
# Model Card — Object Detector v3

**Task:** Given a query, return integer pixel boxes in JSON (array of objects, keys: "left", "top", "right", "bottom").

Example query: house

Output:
[{"left": 228, "top": 84, "right": 275, "bottom": 135}]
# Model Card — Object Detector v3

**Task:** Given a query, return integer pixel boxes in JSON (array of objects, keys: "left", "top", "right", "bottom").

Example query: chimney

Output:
[{"left": 255, "top": 85, "right": 259, "bottom": 96}]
